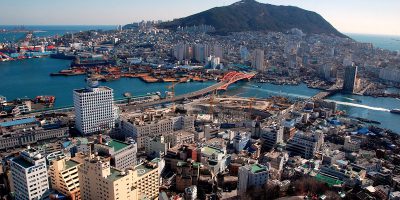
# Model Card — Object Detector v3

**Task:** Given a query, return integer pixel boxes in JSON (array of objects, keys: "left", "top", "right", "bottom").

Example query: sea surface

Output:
[
  {"left": 0, "top": 25, "right": 116, "bottom": 43},
  {"left": 348, "top": 33, "right": 400, "bottom": 51}
]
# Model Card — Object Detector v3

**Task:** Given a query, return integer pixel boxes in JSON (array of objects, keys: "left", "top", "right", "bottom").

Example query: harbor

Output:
[{"left": 1, "top": 57, "right": 400, "bottom": 133}]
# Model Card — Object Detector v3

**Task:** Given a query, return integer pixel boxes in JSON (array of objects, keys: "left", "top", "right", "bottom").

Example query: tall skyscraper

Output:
[
  {"left": 194, "top": 44, "right": 210, "bottom": 63},
  {"left": 10, "top": 148, "right": 49, "bottom": 200},
  {"left": 240, "top": 46, "right": 250, "bottom": 61},
  {"left": 73, "top": 80, "right": 114, "bottom": 135},
  {"left": 343, "top": 64, "right": 358, "bottom": 93},
  {"left": 252, "top": 49, "right": 265, "bottom": 72}
]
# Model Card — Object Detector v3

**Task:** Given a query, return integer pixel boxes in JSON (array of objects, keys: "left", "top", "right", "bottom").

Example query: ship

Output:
[
  {"left": 35, "top": 96, "right": 56, "bottom": 104},
  {"left": 390, "top": 109, "right": 400, "bottom": 115}
]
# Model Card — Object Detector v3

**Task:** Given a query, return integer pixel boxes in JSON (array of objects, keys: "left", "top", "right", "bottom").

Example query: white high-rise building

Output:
[
  {"left": 74, "top": 80, "right": 115, "bottom": 135},
  {"left": 10, "top": 148, "right": 49, "bottom": 200}
]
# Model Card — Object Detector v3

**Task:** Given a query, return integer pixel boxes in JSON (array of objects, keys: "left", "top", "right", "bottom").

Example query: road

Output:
[{"left": 123, "top": 81, "right": 227, "bottom": 111}]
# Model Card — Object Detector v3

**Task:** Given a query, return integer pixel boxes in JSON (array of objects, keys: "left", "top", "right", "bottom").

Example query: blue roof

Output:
[
  {"left": 0, "top": 117, "right": 37, "bottom": 127},
  {"left": 357, "top": 127, "right": 369, "bottom": 134},
  {"left": 329, "top": 119, "right": 342, "bottom": 125}
]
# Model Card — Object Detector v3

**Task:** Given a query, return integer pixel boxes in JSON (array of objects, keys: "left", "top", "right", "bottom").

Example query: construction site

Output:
[{"left": 182, "top": 94, "right": 294, "bottom": 124}]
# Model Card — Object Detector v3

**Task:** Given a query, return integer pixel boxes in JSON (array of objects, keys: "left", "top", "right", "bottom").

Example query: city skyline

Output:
[{"left": 1, "top": 0, "right": 400, "bottom": 36}]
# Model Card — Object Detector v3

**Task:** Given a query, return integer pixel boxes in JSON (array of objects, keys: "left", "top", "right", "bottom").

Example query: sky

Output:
[{"left": 1, "top": 0, "right": 400, "bottom": 36}]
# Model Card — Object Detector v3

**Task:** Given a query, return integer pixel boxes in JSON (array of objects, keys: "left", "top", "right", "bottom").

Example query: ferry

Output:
[{"left": 390, "top": 109, "right": 400, "bottom": 115}]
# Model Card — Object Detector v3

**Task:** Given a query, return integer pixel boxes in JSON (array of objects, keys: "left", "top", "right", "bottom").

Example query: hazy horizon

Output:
[{"left": 1, "top": 0, "right": 400, "bottom": 36}]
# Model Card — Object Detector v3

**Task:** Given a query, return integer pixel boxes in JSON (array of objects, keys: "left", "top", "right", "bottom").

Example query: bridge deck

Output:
[{"left": 123, "top": 81, "right": 226, "bottom": 111}]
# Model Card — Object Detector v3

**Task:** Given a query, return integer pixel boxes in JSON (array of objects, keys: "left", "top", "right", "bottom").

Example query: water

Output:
[
  {"left": 224, "top": 82, "right": 400, "bottom": 132},
  {"left": 0, "top": 25, "right": 116, "bottom": 43},
  {"left": 0, "top": 57, "right": 215, "bottom": 107},
  {"left": 348, "top": 33, "right": 400, "bottom": 52}
]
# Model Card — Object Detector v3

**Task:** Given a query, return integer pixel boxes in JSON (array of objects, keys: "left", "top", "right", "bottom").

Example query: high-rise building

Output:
[
  {"left": 194, "top": 44, "right": 210, "bottom": 63},
  {"left": 49, "top": 156, "right": 82, "bottom": 200},
  {"left": 73, "top": 80, "right": 115, "bottom": 135},
  {"left": 240, "top": 46, "right": 250, "bottom": 61},
  {"left": 132, "top": 160, "right": 160, "bottom": 199},
  {"left": 252, "top": 49, "right": 265, "bottom": 72},
  {"left": 78, "top": 155, "right": 160, "bottom": 200},
  {"left": 78, "top": 156, "right": 138, "bottom": 200},
  {"left": 213, "top": 45, "right": 223, "bottom": 60},
  {"left": 343, "top": 65, "right": 358, "bottom": 93},
  {"left": 10, "top": 148, "right": 49, "bottom": 200},
  {"left": 318, "top": 63, "right": 337, "bottom": 83},
  {"left": 237, "top": 164, "right": 269, "bottom": 196}
]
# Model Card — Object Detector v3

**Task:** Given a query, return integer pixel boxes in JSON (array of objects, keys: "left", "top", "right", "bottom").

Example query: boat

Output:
[
  {"left": 390, "top": 109, "right": 400, "bottom": 115},
  {"left": 35, "top": 96, "right": 56, "bottom": 104}
]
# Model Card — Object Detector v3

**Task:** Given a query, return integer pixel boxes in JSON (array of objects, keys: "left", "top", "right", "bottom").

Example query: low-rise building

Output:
[
  {"left": 233, "top": 131, "right": 251, "bottom": 153},
  {"left": 121, "top": 112, "right": 194, "bottom": 149},
  {"left": 344, "top": 136, "right": 361, "bottom": 152},
  {"left": 286, "top": 130, "right": 324, "bottom": 159},
  {"left": 238, "top": 164, "right": 269, "bottom": 196}
]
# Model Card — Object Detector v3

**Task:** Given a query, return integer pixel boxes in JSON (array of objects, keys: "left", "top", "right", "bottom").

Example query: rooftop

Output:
[
  {"left": 202, "top": 146, "right": 223, "bottom": 156},
  {"left": 136, "top": 163, "right": 157, "bottom": 177},
  {"left": 12, "top": 156, "right": 34, "bottom": 168},
  {"left": 107, "top": 168, "right": 126, "bottom": 181},
  {"left": 0, "top": 117, "right": 36, "bottom": 127},
  {"left": 251, "top": 164, "right": 267, "bottom": 173},
  {"left": 74, "top": 86, "right": 112, "bottom": 94},
  {"left": 106, "top": 139, "right": 130, "bottom": 152},
  {"left": 315, "top": 173, "right": 344, "bottom": 186},
  {"left": 65, "top": 160, "right": 81, "bottom": 170}
]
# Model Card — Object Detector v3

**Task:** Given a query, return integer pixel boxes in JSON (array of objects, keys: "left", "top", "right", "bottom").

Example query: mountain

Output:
[{"left": 159, "top": 0, "right": 346, "bottom": 37}]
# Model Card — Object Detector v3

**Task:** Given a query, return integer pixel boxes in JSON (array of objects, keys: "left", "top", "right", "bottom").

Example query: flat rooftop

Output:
[
  {"left": 108, "top": 168, "right": 126, "bottom": 181},
  {"left": 136, "top": 163, "right": 157, "bottom": 177},
  {"left": 74, "top": 86, "right": 112, "bottom": 94},
  {"left": 202, "top": 146, "right": 223, "bottom": 156},
  {"left": 251, "top": 164, "right": 267, "bottom": 173},
  {"left": 12, "top": 156, "right": 34, "bottom": 168},
  {"left": 0, "top": 117, "right": 36, "bottom": 128},
  {"left": 106, "top": 139, "right": 130, "bottom": 152},
  {"left": 65, "top": 160, "right": 81, "bottom": 170}
]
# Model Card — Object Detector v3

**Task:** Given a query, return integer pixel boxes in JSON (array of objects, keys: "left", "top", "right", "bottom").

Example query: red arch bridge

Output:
[{"left": 124, "top": 71, "right": 257, "bottom": 110}]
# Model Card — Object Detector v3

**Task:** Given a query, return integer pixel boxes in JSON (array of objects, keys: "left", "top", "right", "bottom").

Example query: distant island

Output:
[{"left": 158, "top": 0, "right": 346, "bottom": 37}]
